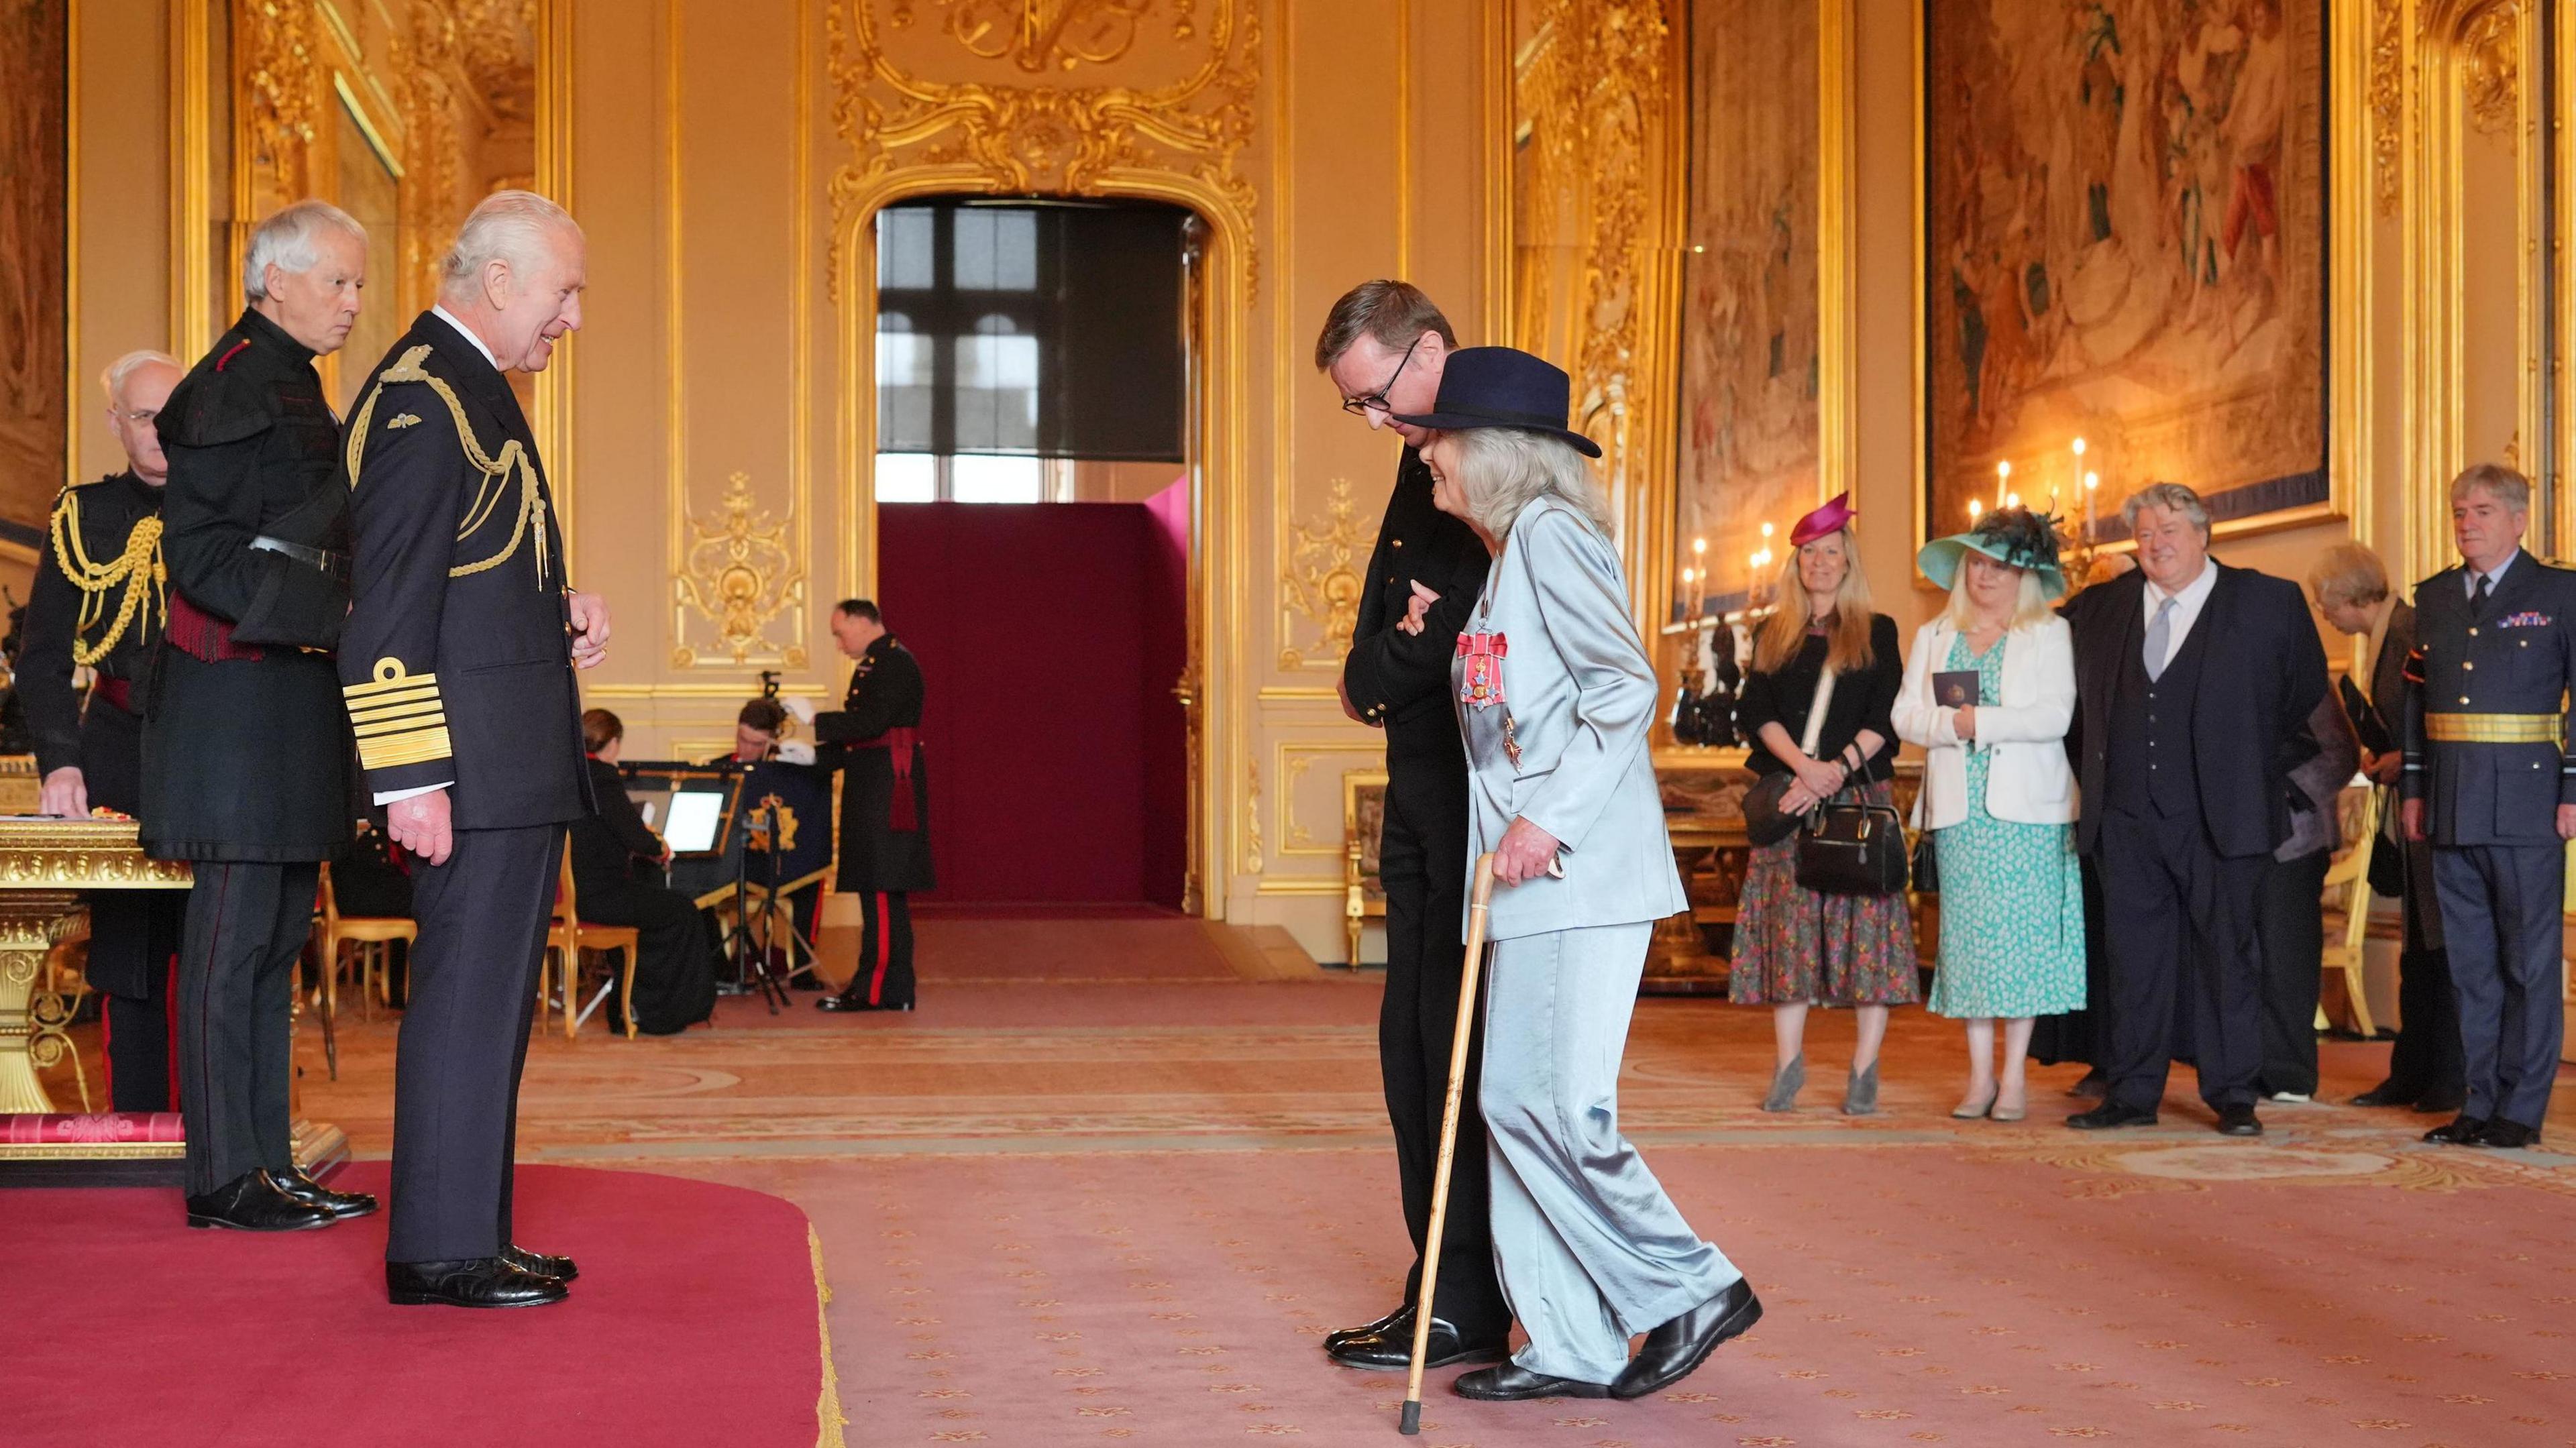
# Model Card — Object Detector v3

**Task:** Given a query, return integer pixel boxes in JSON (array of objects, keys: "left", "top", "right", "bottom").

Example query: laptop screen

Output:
[{"left": 661, "top": 789, "right": 727, "bottom": 855}]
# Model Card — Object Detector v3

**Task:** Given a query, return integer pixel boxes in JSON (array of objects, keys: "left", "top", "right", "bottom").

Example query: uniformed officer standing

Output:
[
  {"left": 341, "top": 191, "right": 606, "bottom": 1308},
  {"left": 147, "top": 201, "right": 375, "bottom": 1231},
  {"left": 2402, "top": 462, "right": 2576, "bottom": 1152},
  {"left": 804, "top": 600, "right": 932, "bottom": 1013},
  {"left": 24, "top": 350, "right": 184, "bottom": 1112}
]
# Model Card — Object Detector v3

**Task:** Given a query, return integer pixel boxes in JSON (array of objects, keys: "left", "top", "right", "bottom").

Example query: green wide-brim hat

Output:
[{"left": 1917, "top": 508, "right": 2068, "bottom": 600}]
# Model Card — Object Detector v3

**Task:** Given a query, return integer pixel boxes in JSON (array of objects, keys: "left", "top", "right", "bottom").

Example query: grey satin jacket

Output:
[{"left": 1451, "top": 496, "right": 1690, "bottom": 942}]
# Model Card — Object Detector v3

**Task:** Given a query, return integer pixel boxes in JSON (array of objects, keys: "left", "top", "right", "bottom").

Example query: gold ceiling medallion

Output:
[
  {"left": 822, "top": 0, "right": 1259, "bottom": 300},
  {"left": 1278, "top": 479, "right": 1366, "bottom": 671},
  {"left": 673, "top": 471, "right": 812, "bottom": 670}
]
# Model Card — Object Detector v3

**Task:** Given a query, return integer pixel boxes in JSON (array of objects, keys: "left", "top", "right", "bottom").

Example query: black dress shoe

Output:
[
  {"left": 186, "top": 1170, "right": 335, "bottom": 1232},
  {"left": 269, "top": 1167, "right": 378, "bottom": 1219},
  {"left": 387, "top": 1258, "right": 570, "bottom": 1308},
  {"left": 1327, "top": 1317, "right": 1509, "bottom": 1372},
  {"left": 2422, "top": 1115, "right": 2489, "bottom": 1145},
  {"left": 1324, "top": 1302, "right": 1411, "bottom": 1354},
  {"left": 1453, "top": 1363, "right": 1611, "bottom": 1400},
  {"left": 815, "top": 991, "right": 913, "bottom": 1012},
  {"left": 2214, "top": 1105, "right": 2263, "bottom": 1137},
  {"left": 2473, "top": 1119, "right": 2538, "bottom": 1150},
  {"left": 1610, "top": 1276, "right": 1764, "bottom": 1400},
  {"left": 2351, "top": 1080, "right": 2420, "bottom": 1109},
  {"left": 502, "top": 1243, "right": 580, "bottom": 1282},
  {"left": 2065, "top": 1102, "right": 2159, "bottom": 1130}
]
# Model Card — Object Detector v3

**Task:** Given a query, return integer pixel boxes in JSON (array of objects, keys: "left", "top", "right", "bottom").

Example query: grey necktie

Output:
[{"left": 2144, "top": 596, "right": 2177, "bottom": 682}]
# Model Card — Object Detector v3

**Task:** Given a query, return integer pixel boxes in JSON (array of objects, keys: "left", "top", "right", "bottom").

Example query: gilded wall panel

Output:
[{"left": 0, "top": 0, "right": 68, "bottom": 535}]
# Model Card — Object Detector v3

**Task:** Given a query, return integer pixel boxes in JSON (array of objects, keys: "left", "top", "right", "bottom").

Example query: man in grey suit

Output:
[{"left": 2402, "top": 463, "right": 2576, "bottom": 1151}]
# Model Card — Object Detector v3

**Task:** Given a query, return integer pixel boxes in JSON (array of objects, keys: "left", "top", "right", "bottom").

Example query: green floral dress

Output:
[{"left": 1925, "top": 634, "right": 2087, "bottom": 1019}]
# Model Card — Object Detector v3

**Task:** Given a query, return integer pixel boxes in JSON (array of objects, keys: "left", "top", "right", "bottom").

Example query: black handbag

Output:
[
  {"left": 1795, "top": 786, "right": 1910, "bottom": 895},
  {"left": 1909, "top": 826, "right": 1939, "bottom": 894},
  {"left": 1742, "top": 772, "right": 1803, "bottom": 846}
]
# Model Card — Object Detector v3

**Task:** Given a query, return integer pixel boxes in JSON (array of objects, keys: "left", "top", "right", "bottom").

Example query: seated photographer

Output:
[{"left": 574, "top": 710, "right": 719, "bottom": 1034}]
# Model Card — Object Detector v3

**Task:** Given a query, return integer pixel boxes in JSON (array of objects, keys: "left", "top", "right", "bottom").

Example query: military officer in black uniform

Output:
[
  {"left": 807, "top": 600, "right": 931, "bottom": 1013},
  {"left": 25, "top": 349, "right": 184, "bottom": 1112},
  {"left": 147, "top": 201, "right": 376, "bottom": 1232},
  {"left": 1311, "top": 281, "right": 1512, "bottom": 1372},
  {"left": 2402, "top": 463, "right": 2576, "bottom": 1152},
  {"left": 341, "top": 192, "right": 606, "bottom": 1308}
]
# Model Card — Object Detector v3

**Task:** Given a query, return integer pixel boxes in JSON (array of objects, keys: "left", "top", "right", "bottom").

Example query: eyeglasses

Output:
[{"left": 1340, "top": 333, "right": 1423, "bottom": 416}]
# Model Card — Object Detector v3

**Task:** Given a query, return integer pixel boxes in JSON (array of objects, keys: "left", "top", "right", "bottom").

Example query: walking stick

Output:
[{"left": 1399, "top": 851, "right": 1499, "bottom": 1436}]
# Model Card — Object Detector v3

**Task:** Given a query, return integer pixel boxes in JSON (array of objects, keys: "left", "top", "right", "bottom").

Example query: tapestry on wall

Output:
[
  {"left": 1925, "top": 0, "right": 2327, "bottom": 550},
  {"left": 1673, "top": 0, "right": 1820, "bottom": 620},
  {"left": 0, "top": 0, "right": 66, "bottom": 535}
]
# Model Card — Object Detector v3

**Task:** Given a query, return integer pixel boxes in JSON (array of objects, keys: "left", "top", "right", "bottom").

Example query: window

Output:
[{"left": 873, "top": 198, "right": 1188, "bottom": 502}]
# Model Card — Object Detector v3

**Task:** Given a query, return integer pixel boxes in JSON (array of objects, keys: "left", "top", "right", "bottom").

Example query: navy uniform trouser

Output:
[
  {"left": 387, "top": 825, "right": 561, "bottom": 1263},
  {"left": 2432, "top": 844, "right": 2566, "bottom": 1129}
]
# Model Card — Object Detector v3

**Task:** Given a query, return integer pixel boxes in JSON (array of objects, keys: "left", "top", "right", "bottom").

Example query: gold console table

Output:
[{"left": 0, "top": 817, "right": 346, "bottom": 1184}]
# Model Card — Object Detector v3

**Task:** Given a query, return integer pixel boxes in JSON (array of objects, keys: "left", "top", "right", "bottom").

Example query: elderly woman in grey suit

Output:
[{"left": 1387, "top": 347, "right": 1760, "bottom": 1404}]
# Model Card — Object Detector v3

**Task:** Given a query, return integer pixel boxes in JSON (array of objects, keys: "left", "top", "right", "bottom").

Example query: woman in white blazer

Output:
[{"left": 1893, "top": 509, "right": 2087, "bottom": 1121}]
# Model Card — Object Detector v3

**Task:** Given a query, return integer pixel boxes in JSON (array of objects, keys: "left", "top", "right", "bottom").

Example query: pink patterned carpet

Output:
[{"left": 66, "top": 918, "right": 2576, "bottom": 1447}]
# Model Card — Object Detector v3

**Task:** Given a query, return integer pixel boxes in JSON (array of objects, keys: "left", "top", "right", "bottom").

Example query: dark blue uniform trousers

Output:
[
  {"left": 386, "top": 824, "right": 562, "bottom": 1263},
  {"left": 2432, "top": 844, "right": 2566, "bottom": 1129}
]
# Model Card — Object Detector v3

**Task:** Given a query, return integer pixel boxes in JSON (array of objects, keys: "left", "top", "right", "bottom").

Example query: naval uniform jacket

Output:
[
  {"left": 143, "top": 307, "right": 356, "bottom": 862},
  {"left": 337, "top": 312, "right": 590, "bottom": 828},
  {"left": 2400, "top": 553, "right": 2576, "bottom": 844},
  {"left": 815, "top": 635, "right": 934, "bottom": 893}
]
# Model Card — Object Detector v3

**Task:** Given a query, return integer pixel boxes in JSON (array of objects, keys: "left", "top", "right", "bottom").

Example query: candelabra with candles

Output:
[{"left": 1967, "top": 437, "right": 2105, "bottom": 583}]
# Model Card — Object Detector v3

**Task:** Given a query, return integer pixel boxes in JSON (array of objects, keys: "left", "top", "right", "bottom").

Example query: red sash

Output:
[
  {"left": 164, "top": 591, "right": 264, "bottom": 663},
  {"left": 853, "top": 727, "right": 921, "bottom": 832}
]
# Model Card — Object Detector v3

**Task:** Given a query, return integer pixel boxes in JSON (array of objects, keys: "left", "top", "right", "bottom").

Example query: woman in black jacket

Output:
[
  {"left": 571, "top": 710, "right": 717, "bottom": 1034},
  {"left": 1727, "top": 494, "right": 1916, "bottom": 1115}
]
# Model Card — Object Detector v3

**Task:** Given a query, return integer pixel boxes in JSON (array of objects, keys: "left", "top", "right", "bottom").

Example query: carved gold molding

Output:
[
  {"left": 239, "top": 0, "right": 325, "bottom": 217},
  {"left": 1277, "top": 478, "right": 1366, "bottom": 671},
  {"left": 2459, "top": 1, "right": 2521, "bottom": 135},
  {"left": 902, "top": 0, "right": 1174, "bottom": 72},
  {"left": 2370, "top": 0, "right": 2403, "bottom": 214},
  {"left": 822, "top": 0, "right": 1259, "bottom": 300},
  {"left": 672, "top": 471, "right": 812, "bottom": 670}
]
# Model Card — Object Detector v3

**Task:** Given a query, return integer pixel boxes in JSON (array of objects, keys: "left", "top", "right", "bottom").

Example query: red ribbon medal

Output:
[{"left": 1457, "top": 631, "right": 1507, "bottom": 710}]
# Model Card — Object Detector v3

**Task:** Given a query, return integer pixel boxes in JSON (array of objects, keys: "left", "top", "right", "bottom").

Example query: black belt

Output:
[{"left": 252, "top": 535, "right": 350, "bottom": 583}]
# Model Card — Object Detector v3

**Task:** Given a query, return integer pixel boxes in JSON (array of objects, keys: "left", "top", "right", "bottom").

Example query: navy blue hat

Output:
[{"left": 1390, "top": 346, "right": 1601, "bottom": 457}]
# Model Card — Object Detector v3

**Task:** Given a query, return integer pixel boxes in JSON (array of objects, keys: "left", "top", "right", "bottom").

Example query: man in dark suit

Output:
[
  {"left": 807, "top": 600, "right": 932, "bottom": 1013},
  {"left": 149, "top": 201, "right": 376, "bottom": 1233},
  {"left": 26, "top": 349, "right": 184, "bottom": 1112},
  {"left": 2065, "top": 482, "right": 2326, "bottom": 1137},
  {"left": 2402, "top": 463, "right": 2576, "bottom": 1151},
  {"left": 1310, "top": 281, "right": 1510, "bottom": 1372},
  {"left": 2309, "top": 543, "right": 2464, "bottom": 1114},
  {"left": 341, "top": 191, "right": 607, "bottom": 1306}
]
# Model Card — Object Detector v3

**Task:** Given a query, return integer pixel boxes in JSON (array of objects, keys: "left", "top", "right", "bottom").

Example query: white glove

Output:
[
  {"left": 782, "top": 695, "right": 816, "bottom": 724},
  {"left": 775, "top": 740, "right": 817, "bottom": 765}
]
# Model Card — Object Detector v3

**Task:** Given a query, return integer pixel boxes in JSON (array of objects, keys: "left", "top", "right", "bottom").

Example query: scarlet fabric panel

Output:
[{"left": 877, "top": 502, "right": 1188, "bottom": 906}]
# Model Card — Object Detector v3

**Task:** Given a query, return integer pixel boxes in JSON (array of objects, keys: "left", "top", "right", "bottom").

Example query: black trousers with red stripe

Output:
[
  {"left": 852, "top": 891, "right": 914, "bottom": 1007},
  {"left": 175, "top": 861, "right": 318, "bottom": 1196}
]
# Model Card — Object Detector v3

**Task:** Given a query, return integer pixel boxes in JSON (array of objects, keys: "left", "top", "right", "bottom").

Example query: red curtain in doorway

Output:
[{"left": 876, "top": 499, "right": 1189, "bottom": 907}]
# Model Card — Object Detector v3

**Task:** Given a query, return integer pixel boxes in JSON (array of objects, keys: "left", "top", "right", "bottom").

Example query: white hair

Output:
[
  {"left": 241, "top": 200, "right": 366, "bottom": 300},
  {"left": 99, "top": 349, "right": 181, "bottom": 410},
  {"left": 439, "top": 190, "right": 580, "bottom": 304},
  {"left": 1450, "top": 427, "right": 1618, "bottom": 541},
  {"left": 2121, "top": 480, "right": 2211, "bottom": 539}
]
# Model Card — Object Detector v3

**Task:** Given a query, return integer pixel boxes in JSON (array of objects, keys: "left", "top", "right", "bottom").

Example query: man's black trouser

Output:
[
  {"left": 1375, "top": 785, "right": 1510, "bottom": 1338},
  {"left": 2098, "top": 807, "right": 2269, "bottom": 1114},
  {"left": 176, "top": 861, "right": 317, "bottom": 1195}
]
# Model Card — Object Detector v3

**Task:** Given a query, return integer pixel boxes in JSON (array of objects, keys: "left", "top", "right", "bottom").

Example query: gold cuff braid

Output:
[{"left": 345, "top": 657, "right": 453, "bottom": 772}]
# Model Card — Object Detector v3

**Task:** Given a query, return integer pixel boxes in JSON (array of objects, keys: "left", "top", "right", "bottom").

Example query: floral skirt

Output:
[{"left": 1727, "top": 778, "right": 1921, "bottom": 1007}]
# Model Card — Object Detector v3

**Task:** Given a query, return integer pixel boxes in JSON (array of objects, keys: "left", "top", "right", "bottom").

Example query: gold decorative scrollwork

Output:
[
  {"left": 2459, "top": 0, "right": 2522, "bottom": 137},
  {"left": 1278, "top": 479, "right": 1368, "bottom": 671},
  {"left": 240, "top": 0, "right": 325, "bottom": 215},
  {"left": 1244, "top": 757, "right": 1263, "bottom": 874},
  {"left": 822, "top": 0, "right": 1260, "bottom": 299},
  {"left": 931, "top": 0, "right": 1153, "bottom": 72},
  {"left": 674, "top": 471, "right": 812, "bottom": 669},
  {"left": 2369, "top": 0, "right": 2402, "bottom": 215}
]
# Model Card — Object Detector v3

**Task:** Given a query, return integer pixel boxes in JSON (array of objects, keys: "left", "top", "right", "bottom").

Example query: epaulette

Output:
[
  {"left": 2401, "top": 645, "right": 2427, "bottom": 686},
  {"left": 160, "top": 335, "right": 279, "bottom": 449},
  {"left": 346, "top": 343, "right": 551, "bottom": 585}
]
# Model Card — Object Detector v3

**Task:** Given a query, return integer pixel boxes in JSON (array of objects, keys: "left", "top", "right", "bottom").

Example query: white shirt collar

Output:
[
  {"left": 2469, "top": 549, "right": 2521, "bottom": 590},
  {"left": 2143, "top": 558, "right": 2218, "bottom": 614},
  {"left": 430, "top": 304, "right": 500, "bottom": 371}
]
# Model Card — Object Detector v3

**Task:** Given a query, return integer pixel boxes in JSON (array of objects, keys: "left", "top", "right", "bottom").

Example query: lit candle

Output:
[
  {"left": 1995, "top": 459, "right": 2011, "bottom": 506},
  {"left": 1968, "top": 498, "right": 1984, "bottom": 520},
  {"left": 2083, "top": 469, "right": 2099, "bottom": 537},
  {"left": 2006, "top": 492, "right": 2020, "bottom": 509}
]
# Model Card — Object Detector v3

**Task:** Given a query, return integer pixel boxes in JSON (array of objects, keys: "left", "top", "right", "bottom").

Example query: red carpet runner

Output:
[{"left": 5, "top": 1164, "right": 833, "bottom": 1447}]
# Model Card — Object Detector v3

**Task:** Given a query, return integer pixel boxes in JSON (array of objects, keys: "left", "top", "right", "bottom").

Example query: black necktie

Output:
[{"left": 2473, "top": 572, "right": 2493, "bottom": 619}]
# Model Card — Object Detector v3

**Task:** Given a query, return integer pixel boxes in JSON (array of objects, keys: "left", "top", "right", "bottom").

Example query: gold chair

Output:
[
  {"left": 1344, "top": 771, "right": 1389, "bottom": 970},
  {"left": 2316, "top": 787, "right": 2383, "bottom": 1039},
  {"left": 536, "top": 843, "right": 641, "bottom": 1041},
  {"left": 313, "top": 860, "right": 416, "bottom": 1024}
]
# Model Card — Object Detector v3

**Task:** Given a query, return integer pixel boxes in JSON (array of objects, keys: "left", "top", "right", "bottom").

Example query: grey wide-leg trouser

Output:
[{"left": 1481, "top": 920, "right": 1739, "bottom": 1384}]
